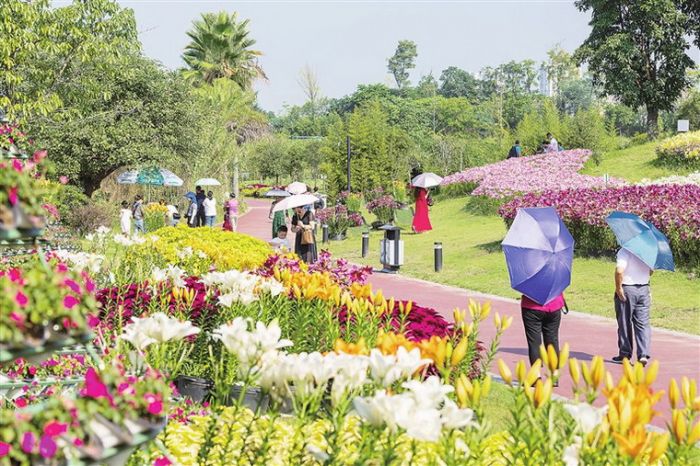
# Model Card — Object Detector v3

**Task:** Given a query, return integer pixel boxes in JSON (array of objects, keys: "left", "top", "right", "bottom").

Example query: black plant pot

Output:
[
  {"left": 331, "top": 233, "right": 347, "bottom": 241},
  {"left": 174, "top": 375, "right": 214, "bottom": 403}
]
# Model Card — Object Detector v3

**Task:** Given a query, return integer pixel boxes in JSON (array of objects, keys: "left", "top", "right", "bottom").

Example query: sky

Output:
[{"left": 113, "top": 0, "right": 596, "bottom": 112}]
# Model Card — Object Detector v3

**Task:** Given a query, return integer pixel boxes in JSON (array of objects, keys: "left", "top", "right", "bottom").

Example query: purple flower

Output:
[{"left": 39, "top": 435, "right": 57, "bottom": 459}]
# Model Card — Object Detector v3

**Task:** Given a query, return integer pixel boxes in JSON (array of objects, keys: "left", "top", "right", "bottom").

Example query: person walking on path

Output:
[
  {"left": 203, "top": 191, "right": 217, "bottom": 227},
  {"left": 195, "top": 186, "right": 206, "bottom": 227},
  {"left": 132, "top": 194, "right": 145, "bottom": 234},
  {"left": 507, "top": 140, "right": 522, "bottom": 159},
  {"left": 269, "top": 198, "right": 287, "bottom": 239},
  {"left": 412, "top": 187, "right": 432, "bottom": 233},
  {"left": 291, "top": 206, "right": 317, "bottom": 263},
  {"left": 613, "top": 248, "right": 653, "bottom": 366},
  {"left": 223, "top": 192, "right": 239, "bottom": 232},
  {"left": 119, "top": 201, "right": 132, "bottom": 236},
  {"left": 521, "top": 293, "right": 565, "bottom": 367}
]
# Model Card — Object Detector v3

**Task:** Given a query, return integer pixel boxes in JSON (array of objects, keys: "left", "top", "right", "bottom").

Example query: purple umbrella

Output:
[{"left": 501, "top": 207, "right": 574, "bottom": 305}]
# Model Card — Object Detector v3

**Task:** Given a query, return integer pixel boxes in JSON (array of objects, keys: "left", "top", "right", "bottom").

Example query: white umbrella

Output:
[
  {"left": 264, "top": 189, "right": 291, "bottom": 198},
  {"left": 286, "top": 181, "right": 307, "bottom": 195},
  {"left": 272, "top": 194, "right": 318, "bottom": 212},
  {"left": 411, "top": 172, "right": 443, "bottom": 188},
  {"left": 195, "top": 178, "right": 221, "bottom": 186}
]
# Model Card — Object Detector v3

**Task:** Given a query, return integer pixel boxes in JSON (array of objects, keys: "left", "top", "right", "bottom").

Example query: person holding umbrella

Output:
[
  {"left": 606, "top": 211, "right": 674, "bottom": 367},
  {"left": 290, "top": 205, "right": 317, "bottom": 263},
  {"left": 410, "top": 172, "right": 442, "bottom": 233},
  {"left": 269, "top": 198, "right": 288, "bottom": 239},
  {"left": 502, "top": 207, "right": 574, "bottom": 368}
]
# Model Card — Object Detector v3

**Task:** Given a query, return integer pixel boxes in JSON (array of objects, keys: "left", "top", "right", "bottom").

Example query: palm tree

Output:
[{"left": 182, "top": 11, "right": 266, "bottom": 88}]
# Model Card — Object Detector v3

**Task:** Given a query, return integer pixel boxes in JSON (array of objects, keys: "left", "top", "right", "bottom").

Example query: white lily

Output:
[
  {"left": 440, "top": 399, "right": 479, "bottom": 430},
  {"left": 402, "top": 375, "right": 454, "bottom": 410},
  {"left": 564, "top": 403, "right": 607, "bottom": 434}
]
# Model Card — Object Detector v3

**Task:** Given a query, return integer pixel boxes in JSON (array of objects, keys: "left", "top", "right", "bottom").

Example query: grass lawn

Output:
[
  {"left": 326, "top": 198, "right": 700, "bottom": 334},
  {"left": 481, "top": 381, "right": 514, "bottom": 433},
  {"left": 581, "top": 141, "right": 694, "bottom": 182}
]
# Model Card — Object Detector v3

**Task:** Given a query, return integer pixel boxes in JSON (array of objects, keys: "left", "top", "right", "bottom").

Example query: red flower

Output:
[
  {"left": 14, "top": 291, "right": 28, "bottom": 308},
  {"left": 8, "top": 186, "right": 18, "bottom": 206},
  {"left": 39, "top": 435, "right": 57, "bottom": 458},
  {"left": 147, "top": 401, "right": 164, "bottom": 416},
  {"left": 33, "top": 149, "right": 47, "bottom": 163},
  {"left": 63, "top": 295, "right": 79, "bottom": 309},
  {"left": 43, "top": 421, "right": 68, "bottom": 437},
  {"left": 15, "top": 397, "right": 28, "bottom": 408},
  {"left": 63, "top": 279, "right": 81, "bottom": 294},
  {"left": 21, "top": 432, "right": 35, "bottom": 453},
  {"left": 154, "top": 456, "right": 172, "bottom": 466},
  {"left": 0, "top": 442, "right": 9, "bottom": 457},
  {"left": 83, "top": 367, "right": 112, "bottom": 402}
]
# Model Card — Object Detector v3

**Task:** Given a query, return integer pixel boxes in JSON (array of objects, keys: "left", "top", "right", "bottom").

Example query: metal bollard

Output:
[
  {"left": 434, "top": 242, "right": 443, "bottom": 272},
  {"left": 322, "top": 224, "right": 329, "bottom": 243},
  {"left": 361, "top": 231, "right": 369, "bottom": 257}
]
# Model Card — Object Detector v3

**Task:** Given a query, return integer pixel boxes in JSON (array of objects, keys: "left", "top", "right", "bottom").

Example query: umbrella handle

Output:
[{"left": 562, "top": 298, "right": 569, "bottom": 315}]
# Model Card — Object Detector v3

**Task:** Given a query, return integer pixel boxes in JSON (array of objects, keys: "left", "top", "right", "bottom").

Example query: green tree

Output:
[
  {"left": 387, "top": 40, "right": 417, "bottom": 89},
  {"left": 677, "top": 88, "right": 700, "bottom": 131},
  {"left": 557, "top": 77, "right": 595, "bottom": 115},
  {"left": 31, "top": 54, "right": 204, "bottom": 195},
  {"left": 0, "top": 0, "right": 137, "bottom": 120},
  {"left": 414, "top": 74, "right": 439, "bottom": 98},
  {"left": 438, "top": 66, "right": 480, "bottom": 100},
  {"left": 677, "top": 0, "right": 700, "bottom": 48},
  {"left": 544, "top": 46, "right": 580, "bottom": 95},
  {"left": 182, "top": 11, "right": 266, "bottom": 88},
  {"left": 574, "top": 0, "right": 694, "bottom": 136}
]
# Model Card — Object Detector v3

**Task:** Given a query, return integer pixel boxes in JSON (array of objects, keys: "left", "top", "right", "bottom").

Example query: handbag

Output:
[{"left": 300, "top": 228, "right": 314, "bottom": 245}]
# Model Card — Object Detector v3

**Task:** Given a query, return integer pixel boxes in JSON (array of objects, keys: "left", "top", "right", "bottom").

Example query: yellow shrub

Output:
[
  {"left": 137, "top": 224, "right": 271, "bottom": 272},
  {"left": 656, "top": 131, "right": 700, "bottom": 166}
]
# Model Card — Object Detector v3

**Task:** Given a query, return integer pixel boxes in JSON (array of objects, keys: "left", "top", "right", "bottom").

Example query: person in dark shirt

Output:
[
  {"left": 195, "top": 186, "right": 206, "bottom": 227},
  {"left": 507, "top": 140, "right": 522, "bottom": 159}
]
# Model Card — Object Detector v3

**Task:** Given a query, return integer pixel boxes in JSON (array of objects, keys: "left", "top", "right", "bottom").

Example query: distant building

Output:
[{"left": 538, "top": 66, "right": 552, "bottom": 97}]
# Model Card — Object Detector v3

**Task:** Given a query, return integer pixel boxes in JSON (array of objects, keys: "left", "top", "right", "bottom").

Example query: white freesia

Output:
[
  {"left": 120, "top": 313, "right": 200, "bottom": 350},
  {"left": 353, "top": 390, "right": 415, "bottom": 430},
  {"left": 54, "top": 250, "right": 104, "bottom": 274},
  {"left": 402, "top": 376, "right": 454, "bottom": 410},
  {"left": 177, "top": 246, "right": 194, "bottom": 259},
  {"left": 368, "top": 350, "right": 403, "bottom": 387},
  {"left": 212, "top": 318, "right": 291, "bottom": 374},
  {"left": 440, "top": 398, "right": 478, "bottom": 430},
  {"left": 563, "top": 437, "right": 582, "bottom": 466},
  {"left": 258, "top": 278, "right": 286, "bottom": 297},
  {"left": 397, "top": 405, "right": 443, "bottom": 442},
  {"left": 150, "top": 264, "right": 186, "bottom": 288},
  {"left": 564, "top": 403, "right": 607, "bottom": 434}
]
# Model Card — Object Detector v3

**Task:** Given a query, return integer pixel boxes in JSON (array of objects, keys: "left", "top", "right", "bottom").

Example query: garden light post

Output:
[
  {"left": 434, "top": 242, "right": 443, "bottom": 272},
  {"left": 362, "top": 231, "right": 369, "bottom": 257},
  {"left": 322, "top": 224, "right": 329, "bottom": 243}
]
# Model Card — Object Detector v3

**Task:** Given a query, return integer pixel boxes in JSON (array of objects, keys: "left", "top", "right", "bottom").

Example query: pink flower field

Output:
[{"left": 441, "top": 149, "right": 626, "bottom": 198}]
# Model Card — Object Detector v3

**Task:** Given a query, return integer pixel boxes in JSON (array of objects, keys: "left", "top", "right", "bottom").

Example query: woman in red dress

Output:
[{"left": 412, "top": 187, "right": 432, "bottom": 233}]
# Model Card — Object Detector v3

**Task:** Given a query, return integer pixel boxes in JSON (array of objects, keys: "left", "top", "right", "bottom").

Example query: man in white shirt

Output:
[
  {"left": 546, "top": 132, "right": 559, "bottom": 152},
  {"left": 613, "top": 248, "right": 653, "bottom": 366},
  {"left": 202, "top": 191, "right": 217, "bottom": 227}
]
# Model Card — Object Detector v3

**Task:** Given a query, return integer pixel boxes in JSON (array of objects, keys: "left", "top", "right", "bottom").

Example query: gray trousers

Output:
[{"left": 614, "top": 284, "right": 651, "bottom": 359}]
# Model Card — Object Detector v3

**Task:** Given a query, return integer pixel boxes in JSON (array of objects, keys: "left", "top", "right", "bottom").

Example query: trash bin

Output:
[{"left": 379, "top": 225, "right": 403, "bottom": 273}]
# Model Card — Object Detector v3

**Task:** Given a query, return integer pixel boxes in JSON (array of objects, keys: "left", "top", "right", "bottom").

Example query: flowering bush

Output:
[
  {"left": 366, "top": 194, "right": 400, "bottom": 224},
  {"left": 656, "top": 130, "right": 700, "bottom": 166},
  {"left": 240, "top": 183, "right": 270, "bottom": 198},
  {"left": 315, "top": 205, "right": 363, "bottom": 237},
  {"left": 127, "top": 224, "right": 271, "bottom": 274},
  {"left": 638, "top": 172, "right": 700, "bottom": 187},
  {"left": 144, "top": 203, "right": 169, "bottom": 231},
  {"left": 442, "top": 149, "right": 625, "bottom": 199},
  {"left": 0, "top": 255, "right": 98, "bottom": 348},
  {"left": 499, "top": 184, "right": 700, "bottom": 268},
  {"left": 258, "top": 251, "right": 373, "bottom": 288}
]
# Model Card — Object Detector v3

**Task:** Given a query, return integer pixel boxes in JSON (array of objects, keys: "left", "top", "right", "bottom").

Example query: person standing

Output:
[
  {"left": 613, "top": 248, "right": 653, "bottom": 366},
  {"left": 186, "top": 195, "right": 198, "bottom": 228},
  {"left": 223, "top": 193, "right": 239, "bottom": 232},
  {"left": 195, "top": 186, "right": 206, "bottom": 227},
  {"left": 269, "top": 198, "right": 287, "bottom": 239},
  {"left": 521, "top": 293, "right": 565, "bottom": 367},
  {"left": 132, "top": 195, "right": 145, "bottom": 234},
  {"left": 119, "top": 201, "right": 132, "bottom": 236},
  {"left": 203, "top": 191, "right": 217, "bottom": 227},
  {"left": 166, "top": 202, "right": 179, "bottom": 226},
  {"left": 412, "top": 187, "right": 432, "bottom": 233},
  {"left": 291, "top": 206, "right": 317, "bottom": 263},
  {"left": 507, "top": 140, "right": 522, "bottom": 159}
]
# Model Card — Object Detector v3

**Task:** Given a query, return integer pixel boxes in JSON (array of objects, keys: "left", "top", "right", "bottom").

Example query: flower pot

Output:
[
  {"left": 174, "top": 375, "right": 213, "bottom": 403},
  {"left": 86, "top": 415, "right": 132, "bottom": 452},
  {"left": 13, "top": 203, "right": 45, "bottom": 238},
  {"left": 0, "top": 204, "right": 19, "bottom": 240},
  {"left": 330, "top": 233, "right": 347, "bottom": 241},
  {"left": 370, "top": 221, "right": 385, "bottom": 230},
  {"left": 229, "top": 384, "right": 270, "bottom": 412},
  {"left": 123, "top": 416, "right": 166, "bottom": 436}
]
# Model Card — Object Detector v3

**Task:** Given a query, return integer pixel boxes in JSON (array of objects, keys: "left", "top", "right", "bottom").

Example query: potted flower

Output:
[
  {"left": 315, "top": 205, "right": 362, "bottom": 240},
  {"left": 0, "top": 255, "right": 98, "bottom": 360},
  {"left": 366, "top": 194, "right": 400, "bottom": 228}
]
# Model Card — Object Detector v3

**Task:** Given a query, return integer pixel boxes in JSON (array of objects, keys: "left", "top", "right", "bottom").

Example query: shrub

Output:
[
  {"left": 442, "top": 149, "right": 625, "bottom": 199},
  {"left": 366, "top": 194, "right": 400, "bottom": 224},
  {"left": 315, "top": 205, "right": 362, "bottom": 237},
  {"left": 66, "top": 201, "right": 116, "bottom": 234},
  {"left": 499, "top": 184, "right": 700, "bottom": 268},
  {"left": 133, "top": 224, "right": 271, "bottom": 272},
  {"left": 655, "top": 131, "right": 700, "bottom": 166}
]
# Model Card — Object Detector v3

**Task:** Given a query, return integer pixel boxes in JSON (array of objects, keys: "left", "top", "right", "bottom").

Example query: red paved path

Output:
[{"left": 241, "top": 199, "right": 700, "bottom": 426}]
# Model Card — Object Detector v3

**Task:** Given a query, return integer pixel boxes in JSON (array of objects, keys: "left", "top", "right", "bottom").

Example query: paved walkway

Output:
[{"left": 240, "top": 199, "right": 700, "bottom": 426}]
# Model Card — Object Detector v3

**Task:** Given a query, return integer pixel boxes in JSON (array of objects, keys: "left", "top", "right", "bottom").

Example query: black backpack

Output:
[{"left": 507, "top": 146, "right": 518, "bottom": 159}]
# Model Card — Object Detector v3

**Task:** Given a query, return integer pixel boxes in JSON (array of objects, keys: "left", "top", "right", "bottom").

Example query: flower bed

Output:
[
  {"left": 638, "top": 172, "right": 700, "bottom": 187},
  {"left": 656, "top": 130, "right": 700, "bottom": 166},
  {"left": 499, "top": 184, "right": 700, "bottom": 268},
  {"left": 441, "top": 149, "right": 625, "bottom": 199}
]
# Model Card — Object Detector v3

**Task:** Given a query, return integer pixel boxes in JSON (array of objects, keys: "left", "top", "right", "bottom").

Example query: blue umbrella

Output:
[
  {"left": 184, "top": 192, "right": 196, "bottom": 203},
  {"left": 501, "top": 207, "right": 574, "bottom": 305},
  {"left": 605, "top": 211, "right": 674, "bottom": 271}
]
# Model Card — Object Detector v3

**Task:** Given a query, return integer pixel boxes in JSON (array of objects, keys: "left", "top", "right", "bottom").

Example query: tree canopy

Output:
[{"left": 387, "top": 40, "right": 418, "bottom": 89}]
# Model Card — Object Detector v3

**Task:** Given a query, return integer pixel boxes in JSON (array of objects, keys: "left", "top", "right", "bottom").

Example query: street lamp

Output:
[{"left": 346, "top": 135, "right": 351, "bottom": 192}]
